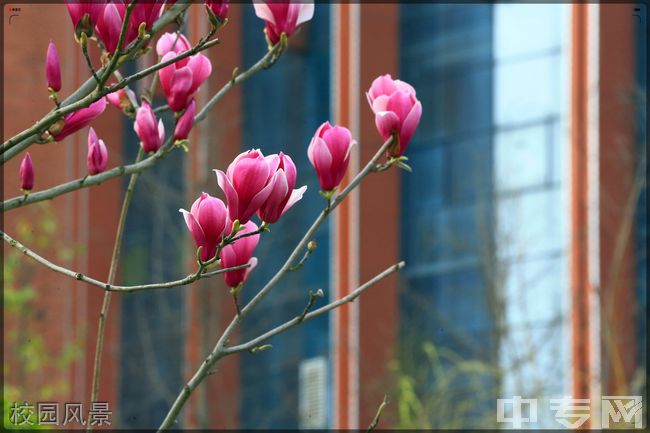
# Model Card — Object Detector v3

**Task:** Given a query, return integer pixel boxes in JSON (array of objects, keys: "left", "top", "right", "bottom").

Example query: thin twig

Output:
[
  {"left": 367, "top": 394, "right": 389, "bottom": 432},
  {"left": 297, "top": 289, "right": 324, "bottom": 322},
  {"left": 288, "top": 240, "right": 316, "bottom": 272},
  {"left": 194, "top": 42, "right": 284, "bottom": 123},
  {"left": 82, "top": 40, "right": 101, "bottom": 85},
  {"left": 88, "top": 147, "right": 142, "bottom": 431},
  {"left": 1, "top": 230, "right": 250, "bottom": 293},
  {"left": 3, "top": 141, "right": 174, "bottom": 211},
  {"left": 112, "top": 70, "right": 140, "bottom": 111},
  {"left": 153, "top": 104, "right": 170, "bottom": 114}
]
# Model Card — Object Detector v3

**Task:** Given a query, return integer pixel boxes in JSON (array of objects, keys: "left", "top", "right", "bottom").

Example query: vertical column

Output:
[
  {"left": 597, "top": 4, "right": 637, "bottom": 399},
  {"left": 331, "top": 3, "right": 360, "bottom": 429},
  {"left": 357, "top": 3, "right": 400, "bottom": 426},
  {"left": 586, "top": 3, "right": 602, "bottom": 425},
  {"left": 570, "top": 3, "right": 592, "bottom": 407}
]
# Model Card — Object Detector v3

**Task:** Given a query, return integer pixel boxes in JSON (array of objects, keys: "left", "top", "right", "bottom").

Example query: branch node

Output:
[
  {"left": 298, "top": 289, "right": 324, "bottom": 322},
  {"left": 250, "top": 344, "right": 272, "bottom": 354}
]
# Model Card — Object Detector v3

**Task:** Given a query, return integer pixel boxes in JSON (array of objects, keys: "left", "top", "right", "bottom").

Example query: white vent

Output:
[{"left": 298, "top": 356, "right": 327, "bottom": 428}]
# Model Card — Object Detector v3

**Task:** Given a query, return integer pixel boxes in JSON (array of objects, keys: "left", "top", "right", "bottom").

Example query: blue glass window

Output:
[
  {"left": 238, "top": 4, "right": 331, "bottom": 429},
  {"left": 399, "top": 4, "right": 497, "bottom": 428},
  {"left": 119, "top": 88, "right": 186, "bottom": 428}
]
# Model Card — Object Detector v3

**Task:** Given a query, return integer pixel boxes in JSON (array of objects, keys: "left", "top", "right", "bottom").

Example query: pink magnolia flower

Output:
[
  {"left": 257, "top": 152, "right": 306, "bottom": 223},
  {"left": 134, "top": 101, "right": 165, "bottom": 153},
  {"left": 156, "top": 32, "right": 191, "bottom": 57},
  {"left": 46, "top": 40, "right": 61, "bottom": 92},
  {"left": 205, "top": 1, "right": 229, "bottom": 24},
  {"left": 52, "top": 98, "right": 107, "bottom": 142},
  {"left": 94, "top": 1, "right": 164, "bottom": 53},
  {"left": 87, "top": 127, "right": 108, "bottom": 175},
  {"left": 94, "top": 2, "right": 124, "bottom": 53},
  {"left": 65, "top": 0, "right": 104, "bottom": 38},
  {"left": 308, "top": 122, "right": 354, "bottom": 191},
  {"left": 174, "top": 99, "right": 196, "bottom": 141},
  {"left": 215, "top": 149, "right": 275, "bottom": 224},
  {"left": 366, "top": 74, "right": 422, "bottom": 156},
  {"left": 220, "top": 221, "right": 259, "bottom": 288},
  {"left": 106, "top": 86, "right": 137, "bottom": 112},
  {"left": 159, "top": 51, "right": 212, "bottom": 112},
  {"left": 19, "top": 152, "right": 34, "bottom": 192},
  {"left": 180, "top": 192, "right": 228, "bottom": 262},
  {"left": 253, "top": 1, "right": 314, "bottom": 45}
]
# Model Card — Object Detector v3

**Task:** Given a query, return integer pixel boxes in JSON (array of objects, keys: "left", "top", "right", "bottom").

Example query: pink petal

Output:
[
  {"left": 258, "top": 170, "right": 289, "bottom": 223},
  {"left": 278, "top": 153, "right": 297, "bottom": 190},
  {"left": 253, "top": 2, "right": 276, "bottom": 25},
  {"left": 296, "top": 2, "right": 315, "bottom": 26},
  {"left": 231, "top": 156, "right": 271, "bottom": 198},
  {"left": 187, "top": 54, "right": 212, "bottom": 94},
  {"left": 100, "top": 4, "right": 123, "bottom": 53},
  {"left": 240, "top": 179, "right": 274, "bottom": 223},
  {"left": 370, "top": 94, "right": 391, "bottom": 114},
  {"left": 157, "top": 119, "right": 166, "bottom": 147},
  {"left": 374, "top": 111, "right": 401, "bottom": 142},
  {"left": 397, "top": 99, "right": 422, "bottom": 155},
  {"left": 215, "top": 169, "right": 240, "bottom": 222},
  {"left": 168, "top": 67, "right": 193, "bottom": 111},
  {"left": 158, "top": 52, "right": 177, "bottom": 95},
  {"left": 156, "top": 32, "right": 191, "bottom": 56},
  {"left": 190, "top": 193, "right": 206, "bottom": 216},
  {"left": 243, "top": 257, "right": 258, "bottom": 282},
  {"left": 385, "top": 90, "right": 415, "bottom": 123},
  {"left": 197, "top": 196, "right": 227, "bottom": 242},
  {"left": 180, "top": 208, "right": 207, "bottom": 249},
  {"left": 282, "top": 185, "right": 307, "bottom": 215}
]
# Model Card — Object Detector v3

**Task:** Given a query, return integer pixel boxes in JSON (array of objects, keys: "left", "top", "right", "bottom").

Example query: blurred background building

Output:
[{"left": 2, "top": 2, "right": 646, "bottom": 430}]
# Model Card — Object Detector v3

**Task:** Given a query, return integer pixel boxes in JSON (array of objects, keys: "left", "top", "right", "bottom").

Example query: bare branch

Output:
[
  {"left": 224, "top": 262, "right": 404, "bottom": 355},
  {"left": 2, "top": 230, "right": 250, "bottom": 293}
]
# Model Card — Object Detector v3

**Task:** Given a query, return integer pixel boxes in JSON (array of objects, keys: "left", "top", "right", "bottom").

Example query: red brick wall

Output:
[{"left": 3, "top": 2, "right": 122, "bottom": 424}]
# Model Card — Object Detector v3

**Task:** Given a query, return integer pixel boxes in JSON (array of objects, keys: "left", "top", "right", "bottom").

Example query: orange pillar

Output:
[
  {"left": 570, "top": 3, "right": 591, "bottom": 404},
  {"left": 331, "top": 3, "right": 358, "bottom": 429}
]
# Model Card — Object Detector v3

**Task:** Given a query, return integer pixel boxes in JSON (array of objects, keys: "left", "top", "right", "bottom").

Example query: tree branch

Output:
[
  {"left": 1, "top": 230, "right": 251, "bottom": 293},
  {"left": 224, "top": 262, "right": 404, "bottom": 355},
  {"left": 367, "top": 394, "right": 389, "bottom": 432}
]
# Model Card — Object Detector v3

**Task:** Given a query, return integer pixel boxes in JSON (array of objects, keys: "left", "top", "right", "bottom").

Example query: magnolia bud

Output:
[
  {"left": 308, "top": 122, "right": 355, "bottom": 192},
  {"left": 19, "top": 152, "right": 34, "bottom": 192},
  {"left": 46, "top": 40, "right": 61, "bottom": 93}
]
